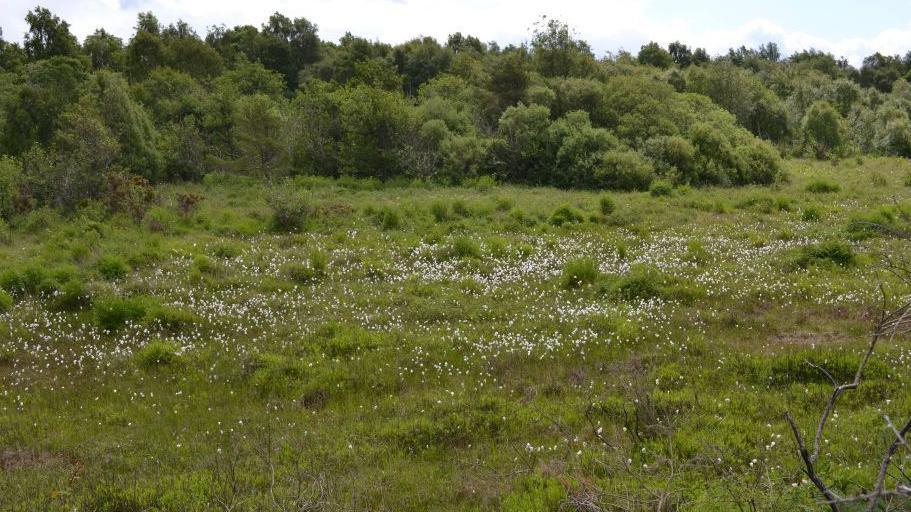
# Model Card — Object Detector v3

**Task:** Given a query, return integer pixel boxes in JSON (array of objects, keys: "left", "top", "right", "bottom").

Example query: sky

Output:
[{"left": 2, "top": 0, "right": 911, "bottom": 66}]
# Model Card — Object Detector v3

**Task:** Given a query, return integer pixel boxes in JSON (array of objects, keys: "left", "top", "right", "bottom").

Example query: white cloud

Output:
[{"left": 1, "top": 0, "right": 909, "bottom": 66}]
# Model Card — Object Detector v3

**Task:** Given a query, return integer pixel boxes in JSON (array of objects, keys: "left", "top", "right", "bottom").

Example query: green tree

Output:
[
  {"left": 638, "top": 42, "right": 674, "bottom": 69},
  {"left": 333, "top": 85, "right": 409, "bottom": 179},
  {"left": 1, "top": 56, "right": 88, "bottom": 155},
  {"left": 86, "top": 71, "right": 162, "bottom": 178},
  {"left": 802, "top": 101, "right": 847, "bottom": 159},
  {"left": 394, "top": 37, "right": 451, "bottom": 95},
  {"left": 83, "top": 29, "right": 124, "bottom": 70},
  {"left": 23, "top": 7, "right": 79, "bottom": 60},
  {"left": 232, "top": 94, "right": 288, "bottom": 181},
  {"left": 530, "top": 18, "right": 595, "bottom": 78}
]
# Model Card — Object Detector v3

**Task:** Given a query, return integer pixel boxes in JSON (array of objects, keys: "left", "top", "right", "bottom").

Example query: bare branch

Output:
[{"left": 784, "top": 411, "right": 842, "bottom": 512}]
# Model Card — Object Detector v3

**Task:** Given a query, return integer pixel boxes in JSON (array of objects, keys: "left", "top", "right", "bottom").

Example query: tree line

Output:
[{"left": 2, "top": 7, "right": 911, "bottom": 216}]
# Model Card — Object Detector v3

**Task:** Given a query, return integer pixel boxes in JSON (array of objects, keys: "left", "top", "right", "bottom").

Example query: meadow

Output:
[{"left": 1, "top": 158, "right": 910, "bottom": 511}]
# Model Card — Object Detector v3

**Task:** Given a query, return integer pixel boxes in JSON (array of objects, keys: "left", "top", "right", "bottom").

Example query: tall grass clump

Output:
[
  {"left": 0, "top": 290, "right": 12, "bottom": 313},
  {"left": 796, "top": 240, "right": 856, "bottom": 268},
  {"left": 805, "top": 179, "right": 840, "bottom": 193},
  {"left": 135, "top": 341, "right": 180, "bottom": 369},
  {"left": 599, "top": 196, "right": 616, "bottom": 216},
  {"left": 94, "top": 297, "right": 147, "bottom": 331},
  {"left": 561, "top": 258, "right": 600, "bottom": 289},
  {"left": 549, "top": 205, "right": 585, "bottom": 226}
]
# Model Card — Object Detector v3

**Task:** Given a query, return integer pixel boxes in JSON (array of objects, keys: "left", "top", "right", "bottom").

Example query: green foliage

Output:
[
  {"left": 0, "top": 289, "right": 12, "bottom": 313},
  {"left": 501, "top": 475, "right": 567, "bottom": 512},
  {"left": 796, "top": 240, "right": 856, "bottom": 268},
  {"left": 561, "top": 257, "right": 600, "bottom": 288},
  {"left": 649, "top": 179, "right": 674, "bottom": 197},
  {"left": 268, "top": 188, "right": 314, "bottom": 232},
  {"left": 806, "top": 179, "right": 841, "bottom": 193},
  {"left": 94, "top": 297, "right": 147, "bottom": 330},
  {"left": 96, "top": 255, "right": 130, "bottom": 280},
  {"left": 450, "top": 236, "right": 481, "bottom": 259},
  {"left": 803, "top": 101, "right": 847, "bottom": 159},
  {"left": 135, "top": 341, "right": 180, "bottom": 368},
  {"left": 598, "top": 195, "right": 616, "bottom": 215},
  {"left": 549, "top": 205, "right": 585, "bottom": 226}
]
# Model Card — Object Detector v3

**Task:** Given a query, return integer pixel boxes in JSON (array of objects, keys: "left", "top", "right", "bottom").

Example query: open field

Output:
[{"left": 1, "top": 158, "right": 910, "bottom": 510}]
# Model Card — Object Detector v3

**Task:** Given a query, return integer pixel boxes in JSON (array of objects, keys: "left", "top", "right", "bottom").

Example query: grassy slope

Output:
[{"left": 0, "top": 158, "right": 910, "bottom": 511}]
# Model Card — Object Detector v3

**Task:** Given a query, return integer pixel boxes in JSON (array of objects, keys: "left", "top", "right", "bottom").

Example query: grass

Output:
[{"left": 0, "top": 158, "right": 910, "bottom": 510}]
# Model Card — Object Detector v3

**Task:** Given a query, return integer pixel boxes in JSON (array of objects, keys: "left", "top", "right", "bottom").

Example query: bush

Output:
[
  {"left": 594, "top": 150, "right": 656, "bottom": 191},
  {"left": 135, "top": 341, "right": 180, "bottom": 368},
  {"left": 96, "top": 255, "right": 130, "bottom": 280},
  {"left": 0, "top": 290, "right": 12, "bottom": 313},
  {"left": 269, "top": 189, "right": 314, "bottom": 232},
  {"left": 796, "top": 240, "right": 856, "bottom": 268},
  {"left": 598, "top": 195, "right": 616, "bottom": 215},
  {"left": 561, "top": 258, "right": 600, "bottom": 289},
  {"left": 94, "top": 297, "right": 147, "bottom": 331},
  {"left": 649, "top": 180, "right": 673, "bottom": 197},
  {"left": 805, "top": 179, "right": 840, "bottom": 193},
  {"left": 549, "top": 205, "right": 585, "bottom": 226}
]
